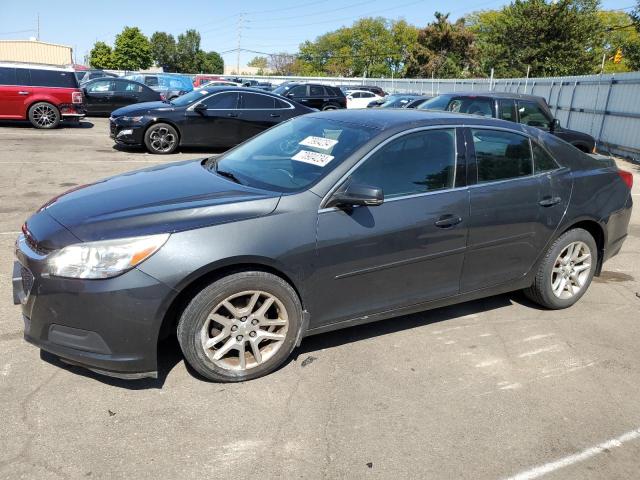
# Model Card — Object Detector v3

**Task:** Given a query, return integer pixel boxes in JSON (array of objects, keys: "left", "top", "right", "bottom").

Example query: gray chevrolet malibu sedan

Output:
[{"left": 13, "top": 110, "right": 633, "bottom": 382}]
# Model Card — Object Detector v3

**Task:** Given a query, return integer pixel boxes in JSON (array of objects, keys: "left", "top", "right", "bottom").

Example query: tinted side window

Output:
[
  {"left": 350, "top": 129, "right": 457, "bottom": 198},
  {"left": 518, "top": 101, "right": 550, "bottom": 129},
  {"left": 275, "top": 98, "right": 292, "bottom": 109},
  {"left": 144, "top": 76, "right": 159, "bottom": 87},
  {"left": 203, "top": 92, "right": 239, "bottom": 109},
  {"left": 498, "top": 99, "right": 515, "bottom": 121},
  {"left": 0, "top": 67, "right": 16, "bottom": 85},
  {"left": 29, "top": 69, "right": 77, "bottom": 88},
  {"left": 16, "top": 68, "right": 31, "bottom": 85},
  {"left": 86, "top": 80, "right": 112, "bottom": 93},
  {"left": 532, "top": 141, "right": 559, "bottom": 173},
  {"left": 447, "top": 97, "right": 493, "bottom": 117},
  {"left": 288, "top": 85, "right": 307, "bottom": 97},
  {"left": 309, "top": 85, "right": 324, "bottom": 96},
  {"left": 242, "top": 93, "right": 276, "bottom": 109},
  {"left": 472, "top": 129, "right": 532, "bottom": 183}
]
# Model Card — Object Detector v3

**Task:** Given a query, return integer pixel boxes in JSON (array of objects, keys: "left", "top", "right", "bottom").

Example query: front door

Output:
[
  {"left": 183, "top": 91, "right": 241, "bottom": 147},
  {"left": 312, "top": 128, "right": 469, "bottom": 326}
]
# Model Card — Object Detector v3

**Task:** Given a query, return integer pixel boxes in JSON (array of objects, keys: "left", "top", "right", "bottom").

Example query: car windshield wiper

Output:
[{"left": 212, "top": 159, "right": 243, "bottom": 185}]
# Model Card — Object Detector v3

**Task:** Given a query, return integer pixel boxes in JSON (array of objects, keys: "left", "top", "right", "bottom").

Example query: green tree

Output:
[
  {"left": 197, "top": 51, "right": 224, "bottom": 73},
  {"left": 388, "top": 20, "right": 419, "bottom": 76},
  {"left": 596, "top": 11, "right": 640, "bottom": 72},
  {"left": 88, "top": 41, "right": 114, "bottom": 69},
  {"left": 247, "top": 56, "right": 268, "bottom": 69},
  {"left": 628, "top": 1, "right": 640, "bottom": 69},
  {"left": 112, "top": 27, "right": 153, "bottom": 70},
  {"left": 468, "top": 0, "right": 603, "bottom": 77},
  {"left": 175, "top": 29, "right": 201, "bottom": 72},
  {"left": 150, "top": 31, "right": 177, "bottom": 71},
  {"left": 406, "top": 12, "right": 479, "bottom": 78}
]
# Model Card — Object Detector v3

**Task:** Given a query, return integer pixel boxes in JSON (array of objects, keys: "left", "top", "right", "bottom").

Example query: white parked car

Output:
[
  {"left": 345, "top": 90, "right": 383, "bottom": 109},
  {"left": 196, "top": 80, "right": 242, "bottom": 90}
]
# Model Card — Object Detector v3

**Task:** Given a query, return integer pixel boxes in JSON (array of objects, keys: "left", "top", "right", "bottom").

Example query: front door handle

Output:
[
  {"left": 227, "top": 113, "right": 238, "bottom": 117},
  {"left": 539, "top": 196, "right": 561, "bottom": 207},
  {"left": 435, "top": 214, "right": 463, "bottom": 228},
  {"left": 270, "top": 113, "right": 280, "bottom": 118}
]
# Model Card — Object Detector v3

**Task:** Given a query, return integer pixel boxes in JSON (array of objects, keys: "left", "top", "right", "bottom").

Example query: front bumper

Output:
[
  {"left": 109, "top": 117, "right": 145, "bottom": 146},
  {"left": 13, "top": 234, "right": 175, "bottom": 379}
]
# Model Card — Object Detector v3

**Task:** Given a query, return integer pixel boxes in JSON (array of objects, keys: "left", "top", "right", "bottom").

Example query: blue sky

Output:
[{"left": 0, "top": 0, "right": 634, "bottom": 66}]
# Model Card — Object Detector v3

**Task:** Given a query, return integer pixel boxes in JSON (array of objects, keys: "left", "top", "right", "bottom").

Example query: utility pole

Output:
[
  {"left": 37, "top": 13, "right": 40, "bottom": 41},
  {"left": 236, "top": 13, "right": 244, "bottom": 75}
]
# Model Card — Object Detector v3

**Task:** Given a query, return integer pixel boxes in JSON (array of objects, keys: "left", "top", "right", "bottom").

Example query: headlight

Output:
[
  {"left": 46, "top": 234, "right": 169, "bottom": 279},
  {"left": 121, "top": 116, "right": 144, "bottom": 122}
]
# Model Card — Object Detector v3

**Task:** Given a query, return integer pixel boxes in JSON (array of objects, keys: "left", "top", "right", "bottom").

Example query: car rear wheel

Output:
[
  {"left": 177, "top": 271, "right": 302, "bottom": 382},
  {"left": 524, "top": 228, "right": 597, "bottom": 309},
  {"left": 144, "top": 123, "right": 179, "bottom": 154},
  {"left": 322, "top": 104, "right": 338, "bottom": 111},
  {"left": 28, "top": 102, "right": 60, "bottom": 129}
]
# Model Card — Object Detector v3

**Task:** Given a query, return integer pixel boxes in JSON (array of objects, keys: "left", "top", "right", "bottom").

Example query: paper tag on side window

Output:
[
  {"left": 299, "top": 136, "right": 338, "bottom": 151},
  {"left": 292, "top": 150, "right": 334, "bottom": 167}
]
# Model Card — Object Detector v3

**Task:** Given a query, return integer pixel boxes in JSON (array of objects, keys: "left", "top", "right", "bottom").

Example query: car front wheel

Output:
[
  {"left": 177, "top": 271, "right": 302, "bottom": 382},
  {"left": 524, "top": 228, "right": 597, "bottom": 309},
  {"left": 144, "top": 123, "right": 179, "bottom": 154},
  {"left": 28, "top": 102, "right": 60, "bottom": 129}
]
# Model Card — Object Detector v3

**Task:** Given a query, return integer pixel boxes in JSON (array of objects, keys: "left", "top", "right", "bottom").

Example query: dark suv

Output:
[
  {"left": 0, "top": 62, "right": 84, "bottom": 128},
  {"left": 273, "top": 82, "right": 346, "bottom": 110},
  {"left": 419, "top": 92, "right": 596, "bottom": 153}
]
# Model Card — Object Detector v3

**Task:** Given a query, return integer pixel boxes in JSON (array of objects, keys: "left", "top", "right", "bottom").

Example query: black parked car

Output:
[
  {"left": 272, "top": 83, "right": 346, "bottom": 110},
  {"left": 14, "top": 110, "right": 633, "bottom": 382},
  {"left": 75, "top": 69, "right": 118, "bottom": 84},
  {"left": 82, "top": 78, "right": 161, "bottom": 116},
  {"left": 419, "top": 92, "right": 596, "bottom": 152},
  {"left": 110, "top": 86, "right": 313, "bottom": 154}
]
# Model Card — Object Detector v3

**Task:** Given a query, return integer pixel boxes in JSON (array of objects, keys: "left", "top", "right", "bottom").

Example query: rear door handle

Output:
[
  {"left": 227, "top": 113, "right": 238, "bottom": 118},
  {"left": 18, "top": 91, "right": 30, "bottom": 95},
  {"left": 539, "top": 196, "right": 561, "bottom": 207},
  {"left": 270, "top": 113, "right": 280, "bottom": 118},
  {"left": 435, "top": 214, "right": 463, "bottom": 228}
]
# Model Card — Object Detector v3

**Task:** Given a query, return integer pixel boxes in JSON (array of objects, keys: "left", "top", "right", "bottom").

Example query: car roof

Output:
[
  {"left": 305, "top": 108, "right": 527, "bottom": 131},
  {"left": 0, "top": 61, "right": 75, "bottom": 72},
  {"left": 437, "top": 91, "right": 545, "bottom": 102}
]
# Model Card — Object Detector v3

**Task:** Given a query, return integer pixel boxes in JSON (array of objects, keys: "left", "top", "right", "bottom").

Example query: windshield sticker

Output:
[
  {"left": 299, "top": 136, "right": 338, "bottom": 151},
  {"left": 292, "top": 150, "right": 334, "bottom": 167}
]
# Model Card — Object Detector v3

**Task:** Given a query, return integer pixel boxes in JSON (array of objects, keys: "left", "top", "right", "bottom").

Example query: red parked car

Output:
[
  {"left": 192, "top": 74, "right": 224, "bottom": 88},
  {"left": 0, "top": 62, "right": 84, "bottom": 129}
]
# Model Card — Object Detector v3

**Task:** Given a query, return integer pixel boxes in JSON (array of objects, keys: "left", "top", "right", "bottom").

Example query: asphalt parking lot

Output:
[{"left": 0, "top": 117, "right": 639, "bottom": 480}]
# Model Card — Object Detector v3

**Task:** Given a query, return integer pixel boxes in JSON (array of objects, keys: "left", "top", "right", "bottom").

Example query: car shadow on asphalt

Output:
[
  {"left": 112, "top": 144, "right": 227, "bottom": 155},
  {"left": 38, "top": 291, "right": 539, "bottom": 389},
  {"left": 0, "top": 119, "right": 95, "bottom": 129}
]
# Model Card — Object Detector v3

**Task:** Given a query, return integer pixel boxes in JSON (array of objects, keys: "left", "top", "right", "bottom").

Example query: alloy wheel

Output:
[
  {"left": 550, "top": 241, "right": 592, "bottom": 299},
  {"left": 200, "top": 291, "right": 289, "bottom": 371},
  {"left": 149, "top": 127, "right": 176, "bottom": 153},
  {"left": 32, "top": 104, "right": 57, "bottom": 128}
]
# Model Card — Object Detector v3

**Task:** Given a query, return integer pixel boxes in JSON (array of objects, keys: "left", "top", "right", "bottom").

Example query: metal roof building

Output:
[{"left": 0, "top": 40, "right": 73, "bottom": 66}]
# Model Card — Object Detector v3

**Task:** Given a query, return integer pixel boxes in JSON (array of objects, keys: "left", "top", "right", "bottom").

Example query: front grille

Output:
[{"left": 21, "top": 267, "right": 34, "bottom": 297}]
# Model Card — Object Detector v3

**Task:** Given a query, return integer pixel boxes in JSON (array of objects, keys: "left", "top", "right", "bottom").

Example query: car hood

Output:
[
  {"left": 29, "top": 159, "right": 280, "bottom": 245},
  {"left": 112, "top": 101, "right": 176, "bottom": 117}
]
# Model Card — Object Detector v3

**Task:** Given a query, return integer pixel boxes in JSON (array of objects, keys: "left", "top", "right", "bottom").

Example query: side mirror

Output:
[
  {"left": 551, "top": 118, "right": 561, "bottom": 131},
  {"left": 194, "top": 102, "right": 207, "bottom": 114},
  {"left": 326, "top": 182, "right": 384, "bottom": 208}
]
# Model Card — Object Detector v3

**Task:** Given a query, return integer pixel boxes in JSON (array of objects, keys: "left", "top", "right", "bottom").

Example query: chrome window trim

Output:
[{"left": 319, "top": 125, "right": 461, "bottom": 211}]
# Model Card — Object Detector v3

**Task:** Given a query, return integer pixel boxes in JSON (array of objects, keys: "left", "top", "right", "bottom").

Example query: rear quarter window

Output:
[
  {"left": 0, "top": 67, "right": 17, "bottom": 85},
  {"left": 29, "top": 69, "right": 77, "bottom": 88}
]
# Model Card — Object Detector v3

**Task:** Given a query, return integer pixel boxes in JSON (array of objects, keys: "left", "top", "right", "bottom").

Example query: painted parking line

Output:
[
  {"left": 0, "top": 231, "right": 20, "bottom": 236},
  {"left": 0, "top": 131, "right": 107, "bottom": 138},
  {"left": 502, "top": 427, "right": 640, "bottom": 480}
]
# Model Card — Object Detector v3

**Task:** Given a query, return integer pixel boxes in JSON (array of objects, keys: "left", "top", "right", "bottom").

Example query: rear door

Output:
[
  {"left": 307, "top": 85, "right": 326, "bottom": 109},
  {"left": 111, "top": 80, "right": 143, "bottom": 111},
  {"left": 313, "top": 127, "right": 469, "bottom": 325},
  {"left": 183, "top": 91, "right": 241, "bottom": 147},
  {"left": 461, "top": 127, "right": 542, "bottom": 292}
]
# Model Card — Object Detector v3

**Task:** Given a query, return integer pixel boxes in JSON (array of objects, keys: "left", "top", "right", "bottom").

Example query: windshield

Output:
[
  {"left": 417, "top": 95, "right": 453, "bottom": 110},
  {"left": 212, "top": 116, "right": 379, "bottom": 193},
  {"left": 381, "top": 96, "right": 415, "bottom": 108},
  {"left": 170, "top": 89, "right": 212, "bottom": 106},
  {"left": 272, "top": 84, "right": 294, "bottom": 95}
]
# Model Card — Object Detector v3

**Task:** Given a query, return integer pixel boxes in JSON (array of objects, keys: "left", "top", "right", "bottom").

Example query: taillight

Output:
[
  {"left": 160, "top": 93, "right": 166, "bottom": 101},
  {"left": 617, "top": 169, "right": 633, "bottom": 189},
  {"left": 72, "top": 91, "right": 83, "bottom": 104}
]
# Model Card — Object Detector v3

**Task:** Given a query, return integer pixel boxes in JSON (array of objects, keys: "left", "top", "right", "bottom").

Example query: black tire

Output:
[
  {"left": 28, "top": 102, "right": 60, "bottom": 129},
  {"left": 524, "top": 228, "right": 597, "bottom": 309},
  {"left": 322, "top": 104, "right": 338, "bottom": 111},
  {"left": 177, "top": 271, "right": 302, "bottom": 382},
  {"left": 144, "top": 123, "right": 179, "bottom": 154}
]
